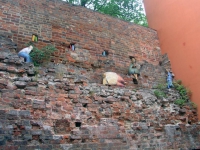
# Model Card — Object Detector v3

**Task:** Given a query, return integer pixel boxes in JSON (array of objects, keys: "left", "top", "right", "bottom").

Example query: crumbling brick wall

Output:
[{"left": 0, "top": 35, "right": 199, "bottom": 150}]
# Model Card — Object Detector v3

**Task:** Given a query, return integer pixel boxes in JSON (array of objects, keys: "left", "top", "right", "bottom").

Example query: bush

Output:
[{"left": 26, "top": 42, "right": 57, "bottom": 66}]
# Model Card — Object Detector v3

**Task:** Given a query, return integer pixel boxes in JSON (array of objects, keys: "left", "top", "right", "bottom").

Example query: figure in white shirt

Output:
[
  {"left": 103, "top": 72, "right": 126, "bottom": 87},
  {"left": 18, "top": 45, "right": 33, "bottom": 63}
]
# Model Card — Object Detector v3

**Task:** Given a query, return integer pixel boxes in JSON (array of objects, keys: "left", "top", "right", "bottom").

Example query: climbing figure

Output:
[
  {"left": 18, "top": 45, "right": 33, "bottom": 63},
  {"left": 103, "top": 72, "right": 126, "bottom": 87},
  {"left": 128, "top": 56, "right": 140, "bottom": 84},
  {"left": 167, "top": 71, "right": 174, "bottom": 89}
]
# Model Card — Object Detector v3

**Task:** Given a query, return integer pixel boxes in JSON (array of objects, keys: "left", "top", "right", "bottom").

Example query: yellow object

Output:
[{"left": 32, "top": 35, "right": 35, "bottom": 41}]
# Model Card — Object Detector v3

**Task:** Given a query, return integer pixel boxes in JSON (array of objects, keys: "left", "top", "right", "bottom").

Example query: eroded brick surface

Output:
[{"left": 0, "top": 2, "right": 200, "bottom": 150}]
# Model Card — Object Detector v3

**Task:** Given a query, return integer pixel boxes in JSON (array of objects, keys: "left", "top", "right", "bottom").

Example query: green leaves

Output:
[
  {"left": 173, "top": 81, "right": 189, "bottom": 102},
  {"left": 174, "top": 99, "right": 186, "bottom": 107},
  {"left": 26, "top": 42, "right": 57, "bottom": 66},
  {"left": 154, "top": 83, "right": 167, "bottom": 99},
  {"left": 173, "top": 80, "right": 194, "bottom": 108},
  {"left": 63, "top": 0, "right": 148, "bottom": 27},
  {"left": 153, "top": 79, "right": 196, "bottom": 109}
]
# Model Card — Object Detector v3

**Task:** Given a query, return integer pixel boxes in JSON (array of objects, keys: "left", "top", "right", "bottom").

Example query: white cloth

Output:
[
  {"left": 103, "top": 72, "right": 118, "bottom": 85},
  {"left": 19, "top": 46, "right": 33, "bottom": 54}
]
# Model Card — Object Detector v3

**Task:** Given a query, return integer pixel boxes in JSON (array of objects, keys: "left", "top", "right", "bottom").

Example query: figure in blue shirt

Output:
[{"left": 167, "top": 71, "right": 174, "bottom": 89}]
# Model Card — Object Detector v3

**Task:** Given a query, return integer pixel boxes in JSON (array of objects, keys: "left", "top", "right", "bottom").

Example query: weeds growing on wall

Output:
[
  {"left": 174, "top": 99, "right": 186, "bottom": 107},
  {"left": 173, "top": 80, "right": 190, "bottom": 107},
  {"left": 154, "top": 83, "right": 167, "bottom": 99},
  {"left": 154, "top": 90, "right": 166, "bottom": 99},
  {"left": 26, "top": 42, "right": 57, "bottom": 66},
  {"left": 190, "top": 102, "right": 197, "bottom": 109},
  {"left": 154, "top": 80, "right": 197, "bottom": 109}
]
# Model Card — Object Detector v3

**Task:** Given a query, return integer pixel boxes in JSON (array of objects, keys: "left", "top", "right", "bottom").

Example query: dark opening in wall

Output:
[
  {"left": 32, "top": 34, "right": 38, "bottom": 42},
  {"left": 82, "top": 103, "right": 87, "bottom": 107},
  {"left": 69, "top": 42, "right": 76, "bottom": 51},
  {"left": 102, "top": 50, "right": 109, "bottom": 56},
  {"left": 75, "top": 122, "right": 81, "bottom": 127},
  {"left": 161, "top": 104, "right": 165, "bottom": 108},
  {"left": 176, "top": 127, "right": 180, "bottom": 131}
]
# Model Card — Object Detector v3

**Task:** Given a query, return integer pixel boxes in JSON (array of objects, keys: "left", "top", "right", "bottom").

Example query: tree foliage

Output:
[{"left": 63, "top": 0, "right": 148, "bottom": 26}]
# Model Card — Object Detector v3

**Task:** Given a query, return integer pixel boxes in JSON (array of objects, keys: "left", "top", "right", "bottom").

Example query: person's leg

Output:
[
  {"left": 18, "top": 52, "right": 32, "bottom": 63},
  {"left": 133, "top": 74, "right": 138, "bottom": 80},
  {"left": 26, "top": 55, "right": 32, "bottom": 63},
  {"left": 132, "top": 74, "right": 138, "bottom": 84}
]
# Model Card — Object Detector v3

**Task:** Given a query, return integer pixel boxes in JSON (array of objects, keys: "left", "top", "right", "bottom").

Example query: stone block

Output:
[
  {"left": 13, "top": 140, "right": 27, "bottom": 146},
  {"left": 23, "top": 134, "right": 32, "bottom": 141},
  {"left": 21, "top": 120, "right": 31, "bottom": 126},
  {"left": 19, "top": 110, "right": 30, "bottom": 117},
  {"left": 15, "top": 81, "right": 27, "bottom": 89},
  {"left": 40, "top": 135, "right": 53, "bottom": 140},
  {"left": 31, "top": 130, "right": 43, "bottom": 135},
  {"left": 0, "top": 135, "right": 5, "bottom": 146},
  {"left": 32, "top": 100, "right": 46, "bottom": 109}
]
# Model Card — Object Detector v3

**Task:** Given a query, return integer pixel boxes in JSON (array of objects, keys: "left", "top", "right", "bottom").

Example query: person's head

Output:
[
  {"left": 29, "top": 45, "right": 33, "bottom": 50},
  {"left": 129, "top": 56, "right": 136, "bottom": 63}
]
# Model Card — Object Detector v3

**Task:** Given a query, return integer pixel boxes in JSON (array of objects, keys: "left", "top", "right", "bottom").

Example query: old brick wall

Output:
[
  {"left": 1, "top": 0, "right": 199, "bottom": 150},
  {"left": 0, "top": 35, "right": 199, "bottom": 150},
  {"left": 0, "top": 0, "right": 164, "bottom": 88}
]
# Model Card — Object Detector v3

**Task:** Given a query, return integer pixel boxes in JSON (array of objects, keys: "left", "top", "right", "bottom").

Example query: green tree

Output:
[{"left": 63, "top": 0, "right": 148, "bottom": 27}]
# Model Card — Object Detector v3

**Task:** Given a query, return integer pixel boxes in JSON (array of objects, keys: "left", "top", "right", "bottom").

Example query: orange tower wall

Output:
[{"left": 143, "top": 0, "right": 200, "bottom": 120}]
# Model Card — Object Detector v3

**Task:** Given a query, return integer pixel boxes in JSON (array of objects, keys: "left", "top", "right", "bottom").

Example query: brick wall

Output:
[
  {"left": 0, "top": 40, "right": 199, "bottom": 149},
  {"left": 1, "top": 24, "right": 200, "bottom": 150},
  {"left": 0, "top": 0, "right": 161, "bottom": 69},
  {"left": 0, "top": 1, "right": 200, "bottom": 149}
]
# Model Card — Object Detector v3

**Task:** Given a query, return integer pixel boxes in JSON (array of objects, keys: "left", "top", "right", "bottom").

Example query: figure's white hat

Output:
[{"left": 29, "top": 45, "right": 33, "bottom": 50}]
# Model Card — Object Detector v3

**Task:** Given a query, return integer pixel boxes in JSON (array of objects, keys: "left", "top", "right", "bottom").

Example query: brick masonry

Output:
[
  {"left": 0, "top": 0, "right": 165, "bottom": 89},
  {"left": 0, "top": 30, "right": 200, "bottom": 150},
  {"left": 0, "top": 0, "right": 200, "bottom": 150},
  {"left": 0, "top": 0, "right": 161, "bottom": 63}
]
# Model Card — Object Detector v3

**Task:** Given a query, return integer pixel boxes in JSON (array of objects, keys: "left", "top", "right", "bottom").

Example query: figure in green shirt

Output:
[{"left": 128, "top": 56, "right": 140, "bottom": 84}]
